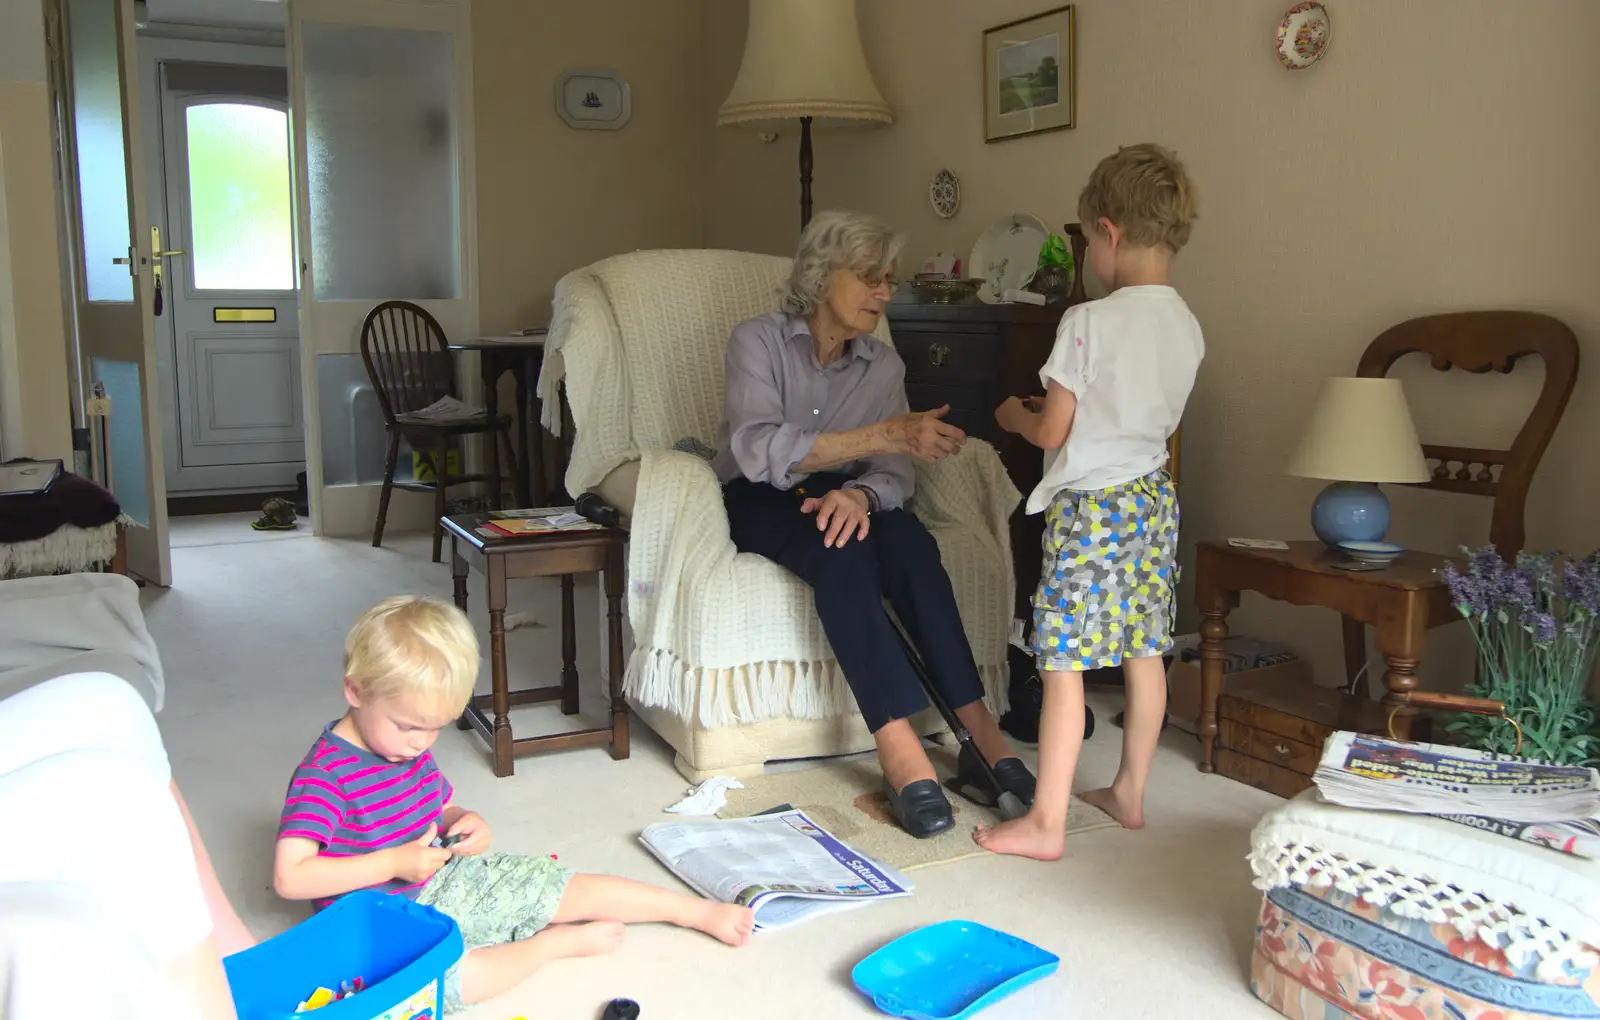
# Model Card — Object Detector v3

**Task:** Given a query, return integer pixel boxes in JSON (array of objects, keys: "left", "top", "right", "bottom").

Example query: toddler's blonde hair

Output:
[
  {"left": 344, "top": 595, "right": 479, "bottom": 714},
  {"left": 1077, "top": 143, "right": 1197, "bottom": 253}
]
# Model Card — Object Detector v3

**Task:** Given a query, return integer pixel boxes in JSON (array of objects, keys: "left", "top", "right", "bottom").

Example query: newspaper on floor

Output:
[
  {"left": 1431, "top": 812, "right": 1600, "bottom": 859},
  {"left": 639, "top": 809, "right": 912, "bottom": 932},
  {"left": 1314, "top": 731, "right": 1600, "bottom": 825}
]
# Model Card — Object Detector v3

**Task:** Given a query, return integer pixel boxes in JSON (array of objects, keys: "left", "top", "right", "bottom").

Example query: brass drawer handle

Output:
[{"left": 927, "top": 343, "right": 952, "bottom": 367}]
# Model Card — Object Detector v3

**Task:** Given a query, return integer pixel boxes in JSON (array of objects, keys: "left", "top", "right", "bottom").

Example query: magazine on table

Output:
[
  {"left": 1314, "top": 731, "right": 1600, "bottom": 833},
  {"left": 483, "top": 507, "right": 603, "bottom": 536},
  {"left": 639, "top": 809, "right": 913, "bottom": 932}
]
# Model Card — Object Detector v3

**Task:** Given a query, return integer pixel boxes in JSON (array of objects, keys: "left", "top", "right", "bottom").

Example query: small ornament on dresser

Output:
[
  {"left": 929, "top": 168, "right": 961, "bottom": 219},
  {"left": 1025, "top": 232, "right": 1075, "bottom": 302}
]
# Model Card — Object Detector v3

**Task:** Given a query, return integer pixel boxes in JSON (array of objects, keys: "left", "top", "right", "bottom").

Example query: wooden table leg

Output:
[
  {"left": 1196, "top": 589, "right": 1235, "bottom": 774},
  {"left": 512, "top": 352, "right": 534, "bottom": 509},
  {"left": 487, "top": 555, "right": 514, "bottom": 776},
  {"left": 604, "top": 542, "right": 630, "bottom": 760},
  {"left": 559, "top": 573, "right": 579, "bottom": 716},
  {"left": 481, "top": 352, "right": 502, "bottom": 511},
  {"left": 1378, "top": 628, "right": 1426, "bottom": 742},
  {"left": 452, "top": 538, "right": 473, "bottom": 731}
]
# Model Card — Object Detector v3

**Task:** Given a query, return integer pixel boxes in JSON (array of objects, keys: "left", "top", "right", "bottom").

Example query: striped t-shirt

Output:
[{"left": 277, "top": 724, "right": 454, "bottom": 906}]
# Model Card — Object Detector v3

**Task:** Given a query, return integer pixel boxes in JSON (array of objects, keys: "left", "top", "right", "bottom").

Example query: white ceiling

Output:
[{"left": 143, "top": 0, "right": 285, "bottom": 30}]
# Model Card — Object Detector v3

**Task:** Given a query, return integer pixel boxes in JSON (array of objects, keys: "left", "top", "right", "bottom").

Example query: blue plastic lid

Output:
[{"left": 852, "top": 920, "right": 1059, "bottom": 1020}]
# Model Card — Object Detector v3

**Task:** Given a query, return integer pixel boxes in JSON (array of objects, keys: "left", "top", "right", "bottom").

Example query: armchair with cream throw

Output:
[{"left": 539, "top": 250, "right": 1020, "bottom": 780}]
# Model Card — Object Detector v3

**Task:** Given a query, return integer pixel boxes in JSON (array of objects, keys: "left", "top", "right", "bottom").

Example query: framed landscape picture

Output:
[{"left": 984, "top": 5, "right": 1076, "bottom": 143}]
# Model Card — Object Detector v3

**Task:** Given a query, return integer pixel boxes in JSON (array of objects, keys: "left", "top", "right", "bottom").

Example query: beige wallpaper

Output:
[
  {"left": 473, "top": 0, "right": 707, "bottom": 334},
  {"left": 700, "top": 0, "right": 1600, "bottom": 693}
]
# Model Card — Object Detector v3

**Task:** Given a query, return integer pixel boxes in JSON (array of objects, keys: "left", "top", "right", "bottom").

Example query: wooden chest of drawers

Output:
[
  {"left": 1216, "top": 675, "right": 1388, "bottom": 798},
  {"left": 886, "top": 300, "right": 1069, "bottom": 616}
]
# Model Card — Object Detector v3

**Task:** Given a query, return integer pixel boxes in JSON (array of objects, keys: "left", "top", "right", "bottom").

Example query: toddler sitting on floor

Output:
[{"left": 272, "top": 595, "right": 753, "bottom": 1014}]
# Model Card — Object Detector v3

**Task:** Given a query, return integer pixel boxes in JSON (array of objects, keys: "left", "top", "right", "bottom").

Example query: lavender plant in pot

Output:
[{"left": 1441, "top": 547, "right": 1600, "bottom": 766}]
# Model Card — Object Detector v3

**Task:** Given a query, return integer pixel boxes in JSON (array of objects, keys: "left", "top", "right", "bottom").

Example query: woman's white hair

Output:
[{"left": 779, "top": 209, "right": 905, "bottom": 317}]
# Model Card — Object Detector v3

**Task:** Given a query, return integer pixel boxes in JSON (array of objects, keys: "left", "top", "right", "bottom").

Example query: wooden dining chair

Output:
[
  {"left": 360, "top": 301, "right": 515, "bottom": 563},
  {"left": 1341, "top": 310, "right": 1580, "bottom": 684}
]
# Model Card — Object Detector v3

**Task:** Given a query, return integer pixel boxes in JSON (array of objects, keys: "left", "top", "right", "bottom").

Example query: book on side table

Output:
[{"left": 478, "top": 507, "right": 605, "bottom": 539}]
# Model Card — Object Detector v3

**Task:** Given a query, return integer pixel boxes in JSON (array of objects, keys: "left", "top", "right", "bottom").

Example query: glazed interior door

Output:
[
  {"left": 159, "top": 66, "right": 304, "bottom": 494},
  {"left": 52, "top": 0, "right": 171, "bottom": 583},
  {"left": 287, "top": 0, "right": 478, "bottom": 536}
]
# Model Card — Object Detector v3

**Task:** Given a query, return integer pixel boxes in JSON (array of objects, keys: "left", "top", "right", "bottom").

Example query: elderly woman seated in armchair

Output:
[{"left": 712, "top": 210, "right": 1035, "bottom": 838}]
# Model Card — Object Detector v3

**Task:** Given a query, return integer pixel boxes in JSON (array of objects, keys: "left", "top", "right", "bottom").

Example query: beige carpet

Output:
[
  {"left": 147, "top": 517, "right": 1286, "bottom": 1020},
  {"left": 719, "top": 750, "right": 1119, "bottom": 872}
]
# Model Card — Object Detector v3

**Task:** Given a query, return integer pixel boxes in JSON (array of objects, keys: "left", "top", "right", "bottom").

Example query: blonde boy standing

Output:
[{"left": 979, "top": 144, "right": 1203, "bottom": 859}]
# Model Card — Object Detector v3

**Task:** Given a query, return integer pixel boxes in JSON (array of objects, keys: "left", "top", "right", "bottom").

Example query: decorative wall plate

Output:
[
  {"left": 970, "top": 213, "right": 1050, "bottom": 304},
  {"left": 1276, "top": 2, "right": 1330, "bottom": 70},
  {"left": 556, "top": 67, "right": 632, "bottom": 130},
  {"left": 929, "top": 168, "right": 961, "bottom": 219}
]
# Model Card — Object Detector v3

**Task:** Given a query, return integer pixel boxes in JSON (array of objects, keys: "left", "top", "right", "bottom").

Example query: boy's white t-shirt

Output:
[{"left": 1026, "top": 285, "right": 1204, "bottom": 515}]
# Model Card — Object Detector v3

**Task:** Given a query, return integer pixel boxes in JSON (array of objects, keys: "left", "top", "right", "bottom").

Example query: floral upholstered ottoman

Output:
[{"left": 1249, "top": 792, "right": 1600, "bottom": 1020}]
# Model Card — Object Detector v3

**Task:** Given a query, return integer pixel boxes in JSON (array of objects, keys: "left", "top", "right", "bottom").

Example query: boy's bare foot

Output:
[
  {"left": 548, "top": 920, "right": 627, "bottom": 957},
  {"left": 1080, "top": 784, "right": 1145, "bottom": 829},
  {"left": 687, "top": 901, "right": 756, "bottom": 946},
  {"left": 972, "top": 814, "right": 1065, "bottom": 861}
]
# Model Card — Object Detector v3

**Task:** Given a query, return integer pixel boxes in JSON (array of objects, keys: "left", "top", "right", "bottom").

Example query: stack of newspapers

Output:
[{"left": 1314, "top": 732, "right": 1600, "bottom": 858}]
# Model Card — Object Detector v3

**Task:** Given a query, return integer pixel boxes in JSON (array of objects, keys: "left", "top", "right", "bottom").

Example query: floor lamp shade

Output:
[
  {"left": 717, "top": 0, "right": 894, "bottom": 129},
  {"left": 717, "top": 0, "right": 893, "bottom": 227}
]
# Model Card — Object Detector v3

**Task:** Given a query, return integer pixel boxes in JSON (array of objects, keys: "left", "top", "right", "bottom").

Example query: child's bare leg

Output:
[
  {"left": 456, "top": 922, "right": 624, "bottom": 1005},
  {"left": 553, "top": 874, "right": 755, "bottom": 946},
  {"left": 170, "top": 780, "right": 255, "bottom": 956},
  {"left": 1081, "top": 654, "right": 1166, "bottom": 829},
  {"left": 973, "top": 668, "right": 1084, "bottom": 860}
]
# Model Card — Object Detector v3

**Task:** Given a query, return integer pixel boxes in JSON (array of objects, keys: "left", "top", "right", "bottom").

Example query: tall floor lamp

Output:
[{"left": 717, "top": 0, "right": 894, "bottom": 229}]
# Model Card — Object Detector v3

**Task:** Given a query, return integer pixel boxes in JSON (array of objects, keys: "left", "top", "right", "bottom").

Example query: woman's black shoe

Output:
[
  {"left": 951, "top": 744, "right": 1037, "bottom": 808},
  {"left": 881, "top": 777, "right": 955, "bottom": 838}
]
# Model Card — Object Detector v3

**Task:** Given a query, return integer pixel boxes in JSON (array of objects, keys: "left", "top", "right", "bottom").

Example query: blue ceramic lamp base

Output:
[{"left": 1310, "top": 481, "right": 1390, "bottom": 548}]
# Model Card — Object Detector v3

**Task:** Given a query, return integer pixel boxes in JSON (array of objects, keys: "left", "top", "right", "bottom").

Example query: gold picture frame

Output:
[{"left": 984, "top": 5, "right": 1076, "bottom": 143}]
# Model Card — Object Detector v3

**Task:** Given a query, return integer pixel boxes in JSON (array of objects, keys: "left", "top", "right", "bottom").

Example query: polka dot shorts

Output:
[{"left": 1031, "top": 470, "right": 1179, "bottom": 673}]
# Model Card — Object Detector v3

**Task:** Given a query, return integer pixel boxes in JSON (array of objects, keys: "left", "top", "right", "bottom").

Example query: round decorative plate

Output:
[
  {"left": 929, "top": 168, "right": 961, "bottom": 219},
  {"left": 1276, "top": 2, "right": 1331, "bottom": 70},
  {"left": 970, "top": 213, "right": 1050, "bottom": 304},
  {"left": 1337, "top": 540, "right": 1403, "bottom": 563}
]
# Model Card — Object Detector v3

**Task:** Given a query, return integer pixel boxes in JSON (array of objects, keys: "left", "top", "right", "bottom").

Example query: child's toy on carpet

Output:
[
  {"left": 224, "top": 891, "right": 461, "bottom": 1020},
  {"left": 852, "top": 920, "right": 1059, "bottom": 1019}
]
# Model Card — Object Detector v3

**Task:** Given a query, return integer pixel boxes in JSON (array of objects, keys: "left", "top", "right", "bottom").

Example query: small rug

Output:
[{"left": 716, "top": 748, "right": 1120, "bottom": 872}]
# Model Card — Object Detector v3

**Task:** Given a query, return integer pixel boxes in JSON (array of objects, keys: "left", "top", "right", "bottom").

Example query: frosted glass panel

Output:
[
  {"left": 185, "top": 103, "right": 294, "bottom": 291},
  {"left": 302, "top": 22, "right": 459, "bottom": 301},
  {"left": 93, "top": 360, "right": 149, "bottom": 526},
  {"left": 68, "top": 0, "right": 133, "bottom": 303}
]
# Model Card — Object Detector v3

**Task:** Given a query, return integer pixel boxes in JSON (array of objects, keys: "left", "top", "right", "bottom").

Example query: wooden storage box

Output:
[
  {"left": 1167, "top": 641, "right": 1305, "bottom": 735},
  {"left": 1216, "top": 675, "right": 1387, "bottom": 798}
]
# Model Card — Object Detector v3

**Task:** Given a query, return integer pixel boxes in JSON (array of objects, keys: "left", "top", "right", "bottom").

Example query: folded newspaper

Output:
[
  {"left": 639, "top": 809, "right": 912, "bottom": 932},
  {"left": 1314, "top": 732, "right": 1600, "bottom": 857}
]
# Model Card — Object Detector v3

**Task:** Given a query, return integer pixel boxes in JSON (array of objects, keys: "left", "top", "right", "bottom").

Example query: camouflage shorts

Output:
[
  {"left": 416, "top": 852, "right": 573, "bottom": 1014},
  {"left": 1031, "top": 470, "right": 1179, "bottom": 672}
]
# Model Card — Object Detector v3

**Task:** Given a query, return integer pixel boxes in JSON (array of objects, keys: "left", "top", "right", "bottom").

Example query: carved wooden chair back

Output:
[{"left": 1355, "top": 311, "right": 1579, "bottom": 556}]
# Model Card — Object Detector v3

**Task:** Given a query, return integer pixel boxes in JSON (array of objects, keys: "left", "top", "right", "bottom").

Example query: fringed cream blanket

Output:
[
  {"left": 1250, "top": 790, "right": 1600, "bottom": 982},
  {"left": 539, "top": 249, "right": 1022, "bottom": 731}
]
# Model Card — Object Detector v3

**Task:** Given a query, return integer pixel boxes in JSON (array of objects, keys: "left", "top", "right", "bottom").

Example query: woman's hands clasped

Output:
[{"left": 883, "top": 405, "right": 966, "bottom": 462}]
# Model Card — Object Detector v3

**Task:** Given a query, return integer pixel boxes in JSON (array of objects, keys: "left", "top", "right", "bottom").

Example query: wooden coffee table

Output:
[{"left": 442, "top": 512, "right": 629, "bottom": 777}]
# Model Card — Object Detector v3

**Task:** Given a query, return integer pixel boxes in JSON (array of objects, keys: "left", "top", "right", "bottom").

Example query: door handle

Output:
[{"left": 155, "top": 248, "right": 186, "bottom": 258}]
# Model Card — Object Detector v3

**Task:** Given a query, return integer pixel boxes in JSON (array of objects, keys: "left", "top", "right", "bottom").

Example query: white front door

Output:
[
  {"left": 287, "top": 0, "right": 479, "bottom": 537},
  {"left": 157, "top": 65, "right": 304, "bottom": 494},
  {"left": 48, "top": 0, "right": 171, "bottom": 583}
]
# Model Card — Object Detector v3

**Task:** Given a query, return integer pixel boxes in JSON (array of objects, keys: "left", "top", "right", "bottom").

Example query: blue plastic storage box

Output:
[
  {"left": 224, "top": 891, "right": 463, "bottom": 1020},
  {"left": 852, "top": 920, "right": 1060, "bottom": 1020}
]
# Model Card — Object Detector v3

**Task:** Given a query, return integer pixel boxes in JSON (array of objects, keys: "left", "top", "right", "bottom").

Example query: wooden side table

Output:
[
  {"left": 442, "top": 513, "right": 629, "bottom": 777},
  {"left": 1194, "top": 540, "right": 1461, "bottom": 774}
]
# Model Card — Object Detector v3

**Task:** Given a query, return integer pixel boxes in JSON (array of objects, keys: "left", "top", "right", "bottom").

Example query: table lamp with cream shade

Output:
[
  {"left": 717, "top": 0, "right": 893, "bottom": 229},
  {"left": 1286, "top": 377, "right": 1432, "bottom": 548}
]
